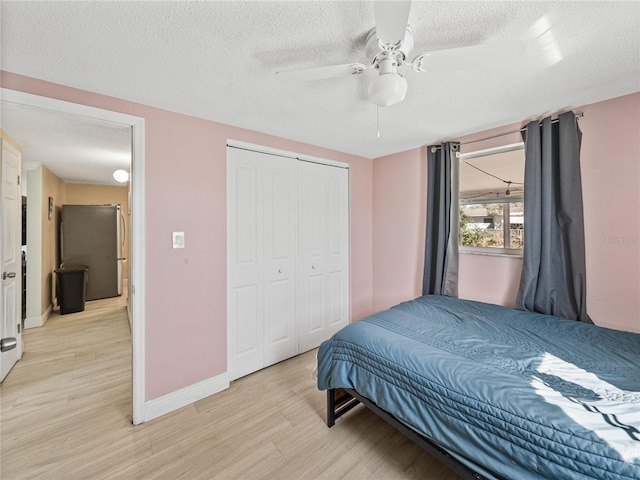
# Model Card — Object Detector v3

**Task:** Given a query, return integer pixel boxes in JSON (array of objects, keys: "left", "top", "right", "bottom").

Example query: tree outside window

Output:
[{"left": 458, "top": 144, "right": 524, "bottom": 255}]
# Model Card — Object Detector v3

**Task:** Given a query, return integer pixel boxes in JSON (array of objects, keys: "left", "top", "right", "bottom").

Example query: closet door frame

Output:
[{"left": 226, "top": 140, "right": 350, "bottom": 381}]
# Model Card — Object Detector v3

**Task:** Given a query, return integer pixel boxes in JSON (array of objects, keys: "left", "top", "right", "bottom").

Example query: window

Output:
[{"left": 458, "top": 143, "right": 525, "bottom": 255}]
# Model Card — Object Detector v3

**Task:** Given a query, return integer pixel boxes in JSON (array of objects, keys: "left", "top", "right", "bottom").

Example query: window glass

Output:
[{"left": 458, "top": 144, "right": 525, "bottom": 254}]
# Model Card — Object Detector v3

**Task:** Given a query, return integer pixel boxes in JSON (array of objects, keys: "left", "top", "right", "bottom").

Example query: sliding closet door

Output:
[
  {"left": 298, "top": 161, "right": 350, "bottom": 352},
  {"left": 227, "top": 148, "right": 297, "bottom": 380}
]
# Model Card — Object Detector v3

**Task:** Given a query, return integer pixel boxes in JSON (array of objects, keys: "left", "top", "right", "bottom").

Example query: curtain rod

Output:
[{"left": 430, "top": 112, "right": 584, "bottom": 151}]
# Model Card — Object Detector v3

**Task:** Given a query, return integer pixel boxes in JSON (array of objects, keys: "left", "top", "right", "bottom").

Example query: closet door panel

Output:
[
  {"left": 325, "top": 167, "right": 350, "bottom": 337},
  {"left": 308, "top": 274, "right": 324, "bottom": 333},
  {"left": 263, "top": 157, "right": 298, "bottom": 366},
  {"left": 308, "top": 175, "right": 324, "bottom": 256},
  {"left": 235, "top": 167, "right": 259, "bottom": 263},
  {"left": 329, "top": 271, "right": 345, "bottom": 327},
  {"left": 228, "top": 151, "right": 264, "bottom": 380},
  {"left": 297, "top": 163, "right": 321, "bottom": 351},
  {"left": 298, "top": 161, "right": 349, "bottom": 352},
  {"left": 300, "top": 170, "right": 325, "bottom": 343},
  {"left": 232, "top": 285, "right": 260, "bottom": 356}
]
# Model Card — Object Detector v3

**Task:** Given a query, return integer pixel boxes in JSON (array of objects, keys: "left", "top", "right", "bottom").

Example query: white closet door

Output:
[
  {"left": 262, "top": 157, "right": 298, "bottom": 367},
  {"left": 227, "top": 148, "right": 297, "bottom": 380},
  {"left": 228, "top": 149, "right": 265, "bottom": 380},
  {"left": 298, "top": 161, "right": 349, "bottom": 352}
]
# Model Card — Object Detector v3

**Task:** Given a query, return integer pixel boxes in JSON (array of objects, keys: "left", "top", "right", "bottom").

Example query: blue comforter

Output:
[{"left": 317, "top": 295, "right": 640, "bottom": 480}]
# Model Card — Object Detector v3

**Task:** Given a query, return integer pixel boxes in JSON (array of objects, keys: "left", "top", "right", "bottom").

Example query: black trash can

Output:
[{"left": 54, "top": 265, "right": 89, "bottom": 315}]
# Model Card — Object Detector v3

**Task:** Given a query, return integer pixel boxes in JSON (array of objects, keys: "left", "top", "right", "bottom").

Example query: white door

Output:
[
  {"left": 227, "top": 148, "right": 297, "bottom": 380},
  {"left": 1, "top": 133, "right": 22, "bottom": 382},
  {"left": 262, "top": 157, "right": 298, "bottom": 367},
  {"left": 228, "top": 149, "right": 264, "bottom": 380},
  {"left": 298, "top": 161, "right": 349, "bottom": 352}
]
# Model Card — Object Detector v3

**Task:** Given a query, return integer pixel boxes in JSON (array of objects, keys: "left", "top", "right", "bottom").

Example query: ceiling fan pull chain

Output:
[{"left": 376, "top": 106, "right": 381, "bottom": 138}]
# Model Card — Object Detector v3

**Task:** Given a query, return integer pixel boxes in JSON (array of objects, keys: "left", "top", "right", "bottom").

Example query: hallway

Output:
[{"left": 1, "top": 293, "right": 132, "bottom": 478}]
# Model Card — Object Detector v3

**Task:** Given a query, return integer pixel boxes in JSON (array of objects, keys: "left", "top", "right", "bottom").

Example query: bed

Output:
[{"left": 316, "top": 295, "right": 640, "bottom": 480}]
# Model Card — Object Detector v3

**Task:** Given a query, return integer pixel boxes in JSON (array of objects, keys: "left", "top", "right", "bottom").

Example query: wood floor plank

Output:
[{"left": 1, "top": 292, "right": 462, "bottom": 480}]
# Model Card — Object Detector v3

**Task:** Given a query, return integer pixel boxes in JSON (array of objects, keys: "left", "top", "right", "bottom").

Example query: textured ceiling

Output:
[
  {"left": 1, "top": 1, "right": 639, "bottom": 184},
  {"left": 2, "top": 103, "right": 131, "bottom": 187}
]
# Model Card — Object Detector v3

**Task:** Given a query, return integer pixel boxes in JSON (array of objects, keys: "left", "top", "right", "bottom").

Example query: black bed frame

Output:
[{"left": 327, "top": 388, "right": 493, "bottom": 480}]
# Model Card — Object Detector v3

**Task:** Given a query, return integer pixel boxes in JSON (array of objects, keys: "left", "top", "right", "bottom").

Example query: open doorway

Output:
[{"left": 0, "top": 88, "right": 145, "bottom": 424}]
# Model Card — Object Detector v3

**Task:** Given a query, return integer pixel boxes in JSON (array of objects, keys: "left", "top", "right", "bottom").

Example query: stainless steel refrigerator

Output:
[{"left": 61, "top": 204, "right": 126, "bottom": 300}]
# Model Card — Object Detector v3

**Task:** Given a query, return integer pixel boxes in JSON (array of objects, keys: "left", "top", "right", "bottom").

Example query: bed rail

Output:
[
  {"left": 326, "top": 388, "right": 360, "bottom": 427},
  {"left": 326, "top": 388, "right": 495, "bottom": 480}
]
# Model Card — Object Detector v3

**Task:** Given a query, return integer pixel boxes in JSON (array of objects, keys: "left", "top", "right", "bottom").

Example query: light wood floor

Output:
[{"left": 1, "top": 296, "right": 461, "bottom": 480}]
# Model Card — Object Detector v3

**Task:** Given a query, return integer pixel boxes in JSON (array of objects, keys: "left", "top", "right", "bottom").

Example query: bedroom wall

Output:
[
  {"left": 1, "top": 71, "right": 374, "bottom": 401},
  {"left": 579, "top": 93, "right": 639, "bottom": 332},
  {"left": 372, "top": 147, "right": 427, "bottom": 312},
  {"left": 372, "top": 92, "right": 640, "bottom": 333}
]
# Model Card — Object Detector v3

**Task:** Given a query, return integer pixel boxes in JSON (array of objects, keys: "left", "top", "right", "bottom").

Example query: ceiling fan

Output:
[{"left": 275, "top": 0, "right": 521, "bottom": 107}]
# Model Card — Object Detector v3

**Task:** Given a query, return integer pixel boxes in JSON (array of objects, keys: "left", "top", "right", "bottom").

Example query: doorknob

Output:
[
  {"left": 1, "top": 337, "right": 17, "bottom": 352},
  {"left": 2, "top": 272, "right": 16, "bottom": 280}
]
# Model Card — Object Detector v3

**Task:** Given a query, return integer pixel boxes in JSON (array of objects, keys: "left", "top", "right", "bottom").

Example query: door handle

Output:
[
  {"left": 1, "top": 337, "right": 17, "bottom": 352},
  {"left": 2, "top": 272, "right": 16, "bottom": 280}
]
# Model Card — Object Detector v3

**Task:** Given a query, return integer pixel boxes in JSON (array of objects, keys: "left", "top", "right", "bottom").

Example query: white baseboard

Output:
[
  {"left": 24, "top": 304, "right": 52, "bottom": 329},
  {"left": 24, "top": 316, "right": 42, "bottom": 329},
  {"left": 142, "top": 372, "right": 230, "bottom": 423}
]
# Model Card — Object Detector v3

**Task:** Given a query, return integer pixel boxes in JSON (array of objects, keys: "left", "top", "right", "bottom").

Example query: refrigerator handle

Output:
[{"left": 120, "top": 209, "right": 127, "bottom": 250}]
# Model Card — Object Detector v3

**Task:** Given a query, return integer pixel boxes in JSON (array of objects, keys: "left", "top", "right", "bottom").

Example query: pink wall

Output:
[
  {"left": 372, "top": 92, "right": 640, "bottom": 333},
  {"left": 1, "top": 72, "right": 374, "bottom": 400},
  {"left": 372, "top": 147, "right": 427, "bottom": 312},
  {"left": 458, "top": 255, "right": 522, "bottom": 307},
  {"left": 579, "top": 94, "right": 639, "bottom": 332}
]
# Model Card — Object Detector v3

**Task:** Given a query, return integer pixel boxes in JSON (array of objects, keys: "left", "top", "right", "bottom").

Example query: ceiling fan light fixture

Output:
[
  {"left": 368, "top": 57, "right": 408, "bottom": 107},
  {"left": 368, "top": 72, "right": 408, "bottom": 107}
]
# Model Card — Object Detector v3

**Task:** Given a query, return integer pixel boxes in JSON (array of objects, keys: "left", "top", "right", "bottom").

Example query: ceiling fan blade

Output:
[
  {"left": 275, "top": 63, "right": 368, "bottom": 83},
  {"left": 374, "top": 0, "right": 412, "bottom": 46},
  {"left": 412, "top": 41, "right": 526, "bottom": 72}
]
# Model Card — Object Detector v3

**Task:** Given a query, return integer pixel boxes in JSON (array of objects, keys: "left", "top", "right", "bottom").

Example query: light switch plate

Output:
[{"left": 172, "top": 231, "right": 185, "bottom": 249}]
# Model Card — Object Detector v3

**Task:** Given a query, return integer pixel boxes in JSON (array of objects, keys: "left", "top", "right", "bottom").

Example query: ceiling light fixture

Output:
[
  {"left": 368, "top": 57, "right": 408, "bottom": 107},
  {"left": 113, "top": 169, "right": 129, "bottom": 183}
]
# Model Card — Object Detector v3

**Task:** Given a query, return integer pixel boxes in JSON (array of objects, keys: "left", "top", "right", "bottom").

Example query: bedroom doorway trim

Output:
[{"left": 0, "top": 88, "right": 146, "bottom": 425}]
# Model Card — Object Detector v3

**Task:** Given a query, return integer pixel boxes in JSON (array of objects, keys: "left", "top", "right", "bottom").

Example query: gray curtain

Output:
[
  {"left": 516, "top": 111, "right": 592, "bottom": 322},
  {"left": 422, "top": 142, "right": 459, "bottom": 296}
]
